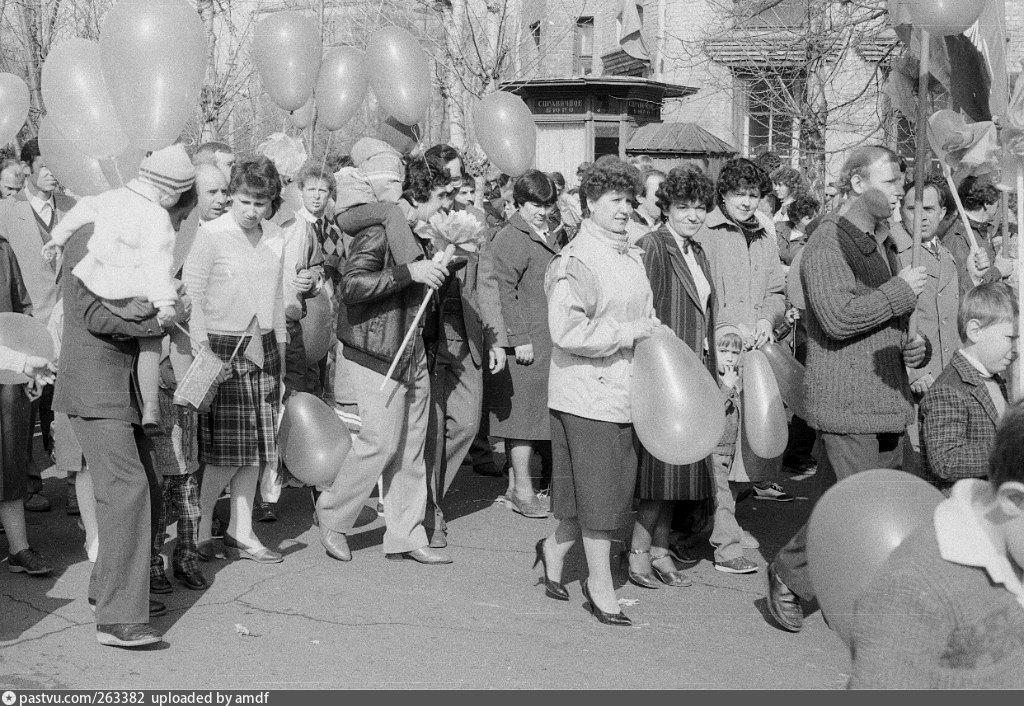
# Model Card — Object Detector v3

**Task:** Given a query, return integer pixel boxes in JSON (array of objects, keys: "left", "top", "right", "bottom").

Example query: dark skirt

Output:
[
  {"left": 487, "top": 347, "right": 552, "bottom": 441},
  {"left": 636, "top": 450, "right": 715, "bottom": 501},
  {"left": 550, "top": 410, "right": 637, "bottom": 531},
  {"left": 199, "top": 332, "right": 281, "bottom": 468},
  {"left": 0, "top": 383, "right": 29, "bottom": 501}
]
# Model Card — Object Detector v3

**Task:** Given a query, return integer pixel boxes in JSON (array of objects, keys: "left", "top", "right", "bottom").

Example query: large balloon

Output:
[
  {"left": 100, "top": 0, "right": 208, "bottom": 151},
  {"left": 742, "top": 349, "right": 788, "bottom": 458},
  {"left": 289, "top": 95, "right": 317, "bottom": 130},
  {"left": 808, "top": 469, "right": 943, "bottom": 646},
  {"left": 631, "top": 330, "right": 725, "bottom": 465},
  {"left": 892, "top": 0, "right": 987, "bottom": 36},
  {"left": 300, "top": 287, "right": 335, "bottom": 365},
  {"left": 366, "top": 27, "right": 431, "bottom": 126},
  {"left": 253, "top": 11, "right": 321, "bottom": 113},
  {"left": 316, "top": 47, "right": 369, "bottom": 132},
  {"left": 760, "top": 342, "right": 807, "bottom": 419},
  {"left": 0, "top": 313, "right": 56, "bottom": 384},
  {"left": 277, "top": 392, "right": 351, "bottom": 487},
  {"left": 42, "top": 39, "right": 129, "bottom": 159},
  {"left": 473, "top": 91, "right": 536, "bottom": 177},
  {"left": 37, "top": 116, "right": 112, "bottom": 197},
  {"left": 0, "top": 73, "right": 30, "bottom": 146}
]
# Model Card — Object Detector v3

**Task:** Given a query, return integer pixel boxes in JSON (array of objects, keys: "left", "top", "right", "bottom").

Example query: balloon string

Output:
[
  {"left": 320, "top": 132, "right": 333, "bottom": 176},
  {"left": 113, "top": 159, "right": 124, "bottom": 187}
]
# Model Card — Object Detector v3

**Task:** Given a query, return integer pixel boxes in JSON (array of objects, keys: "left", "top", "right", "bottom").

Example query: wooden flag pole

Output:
[
  {"left": 910, "top": 27, "right": 931, "bottom": 273},
  {"left": 1016, "top": 162, "right": 1024, "bottom": 402}
]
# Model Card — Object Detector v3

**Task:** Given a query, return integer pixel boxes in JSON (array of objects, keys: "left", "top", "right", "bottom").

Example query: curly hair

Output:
[
  {"left": 770, "top": 165, "right": 806, "bottom": 196},
  {"left": 787, "top": 194, "right": 820, "bottom": 224},
  {"left": 403, "top": 156, "right": 449, "bottom": 204},
  {"left": 580, "top": 158, "right": 641, "bottom": 206},
  {"left": 716, "top": 158, "right": 772, "bottom": 201},
  {"left": 229, "top": 156, "right": 283, "bottom": 217},
  {"left": 655, "top": 166, "right": 715, "bottom": 217},
  {"left": 958, "top": 175, "right": 1000, "bottom": 212},
  {"left": 294, "top": 163, "right": 337, "bottom": 198},
  {"left": 513, "top": 169, "right": 556, "bottom": 208}
]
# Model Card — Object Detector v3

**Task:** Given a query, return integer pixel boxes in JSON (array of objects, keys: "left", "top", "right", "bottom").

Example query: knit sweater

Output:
[{"left": 801, "top": 216, "right": 918, "bottom": 433}]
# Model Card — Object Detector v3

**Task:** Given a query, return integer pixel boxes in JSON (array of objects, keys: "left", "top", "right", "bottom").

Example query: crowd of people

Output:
[{"left": 0, "top": 131, "right": 1022, "bottom": 683}]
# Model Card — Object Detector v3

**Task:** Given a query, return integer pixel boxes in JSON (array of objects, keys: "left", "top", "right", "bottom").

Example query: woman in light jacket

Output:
[{"left": 533, "top": 159, "right": 661, "bottom": 626}]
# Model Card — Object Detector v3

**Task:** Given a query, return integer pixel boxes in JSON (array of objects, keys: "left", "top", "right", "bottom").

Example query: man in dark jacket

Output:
[{"left": 316, "top": 156, "right": 453, "bottom": 565}]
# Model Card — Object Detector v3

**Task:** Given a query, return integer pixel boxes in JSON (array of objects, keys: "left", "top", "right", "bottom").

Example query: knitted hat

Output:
[
  {"left": 137, "top": 144, "right": 195, "bottom": 197},
  {"left": 351, "top": 137, "right": 403, "bottom": 179},
  {"left": 715, "top": 322, "right": 744, "bottom": 348}
]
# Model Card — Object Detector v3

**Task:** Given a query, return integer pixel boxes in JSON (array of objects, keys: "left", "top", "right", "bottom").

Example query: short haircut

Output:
[
  {"left": 958, "top": 175, "right": 1000, "bottom": 212},
  {"left": 579, "top": 158, "right": 641, "bottom": 206},
  {"left": 988, "top": 402, "right": 1024, "bottom": 486},
  {"left": 770, "top": 165, "right": 805, "bottom": 195},
  {"left": 836, "top": 145, "right": 900, "bottom": 195},
  {"left": 753, "top": 150, "right": 782, "bottom": 174},
  {"left": 655, "top": 166, "right": 715, "bottom": 216},
  {"left": 512, "top": 169, "right": 556, "bottom": 208},
  {"left": 901, "top": 177, "right": 946, "bottom": 202},
  {"left": 717, "top": 158, "right": 772, "bottom": 200},
  {"left": 294, "top": 163, "right": 337, "bottom": 196},
  {"left": 575, "top": 161, "right": 593, "bottom": 178},
  {"left": 640, "top": 168, "right": 666, "bottom": 195},
  {"left": 228, "top": 156, "right": 283, "bottom": 217},
  {"left": 0, "top": 158, "right": 24, "bottom": 177},
  {"left": 787, "top": 194, "right": 821, "bottom": 224},
  {"left": 193, "top": 141, "right": 233, "bottom": 166},
  {"left": 19, "top": 138, "right": 41, "bottom": 169},
  {"left": 548, "top": 171, "right": 566, "bottom": 191},
  {"left": 424, "top": 144, "right": 463, "bottom": 180},
  {"left": 403, "top": 156, "right": 448, "bottom": 204},
  {"left": 716, "top": 331, "right": 744, "bottom": 352},
  {"left": 957, "top": 281, "right": 1017, "bottom": 342}
]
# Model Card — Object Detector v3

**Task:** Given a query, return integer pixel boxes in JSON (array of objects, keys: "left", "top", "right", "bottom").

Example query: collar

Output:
[
  {"left": 836, "top": 216, "right": 893, "bottom": 257},
  {"left": 295, "top": 207, "right": 318, "bottom": 224},
  {"left": 580, "top": 218, "right": 631, "bottom": 255},
  {"left": 704, "top": 206, "right": 764, "bottom": 235},
  {"left": 634, "top": 210, "right": 659, "bottom": 228},
  {"left": 665, "top": 222, "right": 696, "bottom": 254},
  {"left": 959, "top": 349, "right": 993, "bottom": 379},
  {"left": 935, "top": 479, "right": 1024, "bottom": 609},
  {"left": 26, "top": 186, "right": 53, "bottom": 212}
]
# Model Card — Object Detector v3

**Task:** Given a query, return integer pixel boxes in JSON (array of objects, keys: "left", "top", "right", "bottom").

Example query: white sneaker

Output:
[{"left": 752, "top": 482, "right": 793, "bottom": 502}]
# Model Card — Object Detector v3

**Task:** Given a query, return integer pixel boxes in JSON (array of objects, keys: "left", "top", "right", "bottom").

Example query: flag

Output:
[
  {"left": 619, "top": 0, "right": 649, "bottom": 61},
  {"left": 241, "top": 315, "right": 264, "bottom": 370}
]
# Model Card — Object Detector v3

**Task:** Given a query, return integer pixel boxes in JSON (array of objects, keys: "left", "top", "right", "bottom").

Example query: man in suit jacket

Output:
[{"left": 54, "top": 218, "right": 191, "bottom": 648}]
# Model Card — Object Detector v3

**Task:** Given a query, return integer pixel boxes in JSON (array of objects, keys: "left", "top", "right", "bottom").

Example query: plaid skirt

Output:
[{"left": 199, "top": 332, "right": 281, "bottom": 468}]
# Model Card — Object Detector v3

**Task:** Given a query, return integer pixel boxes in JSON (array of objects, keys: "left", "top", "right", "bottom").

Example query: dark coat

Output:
[
  {"left": 0, "top": 233, "right": 32, "bottom": 500},
  {"left": 53, "top": 226, "right": 163, "bottom": 423},
  {"left": 635, "top": 226, "right": 717, "bottom": 500}
]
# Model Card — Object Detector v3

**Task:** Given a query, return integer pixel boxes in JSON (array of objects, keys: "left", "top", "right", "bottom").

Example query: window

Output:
[
  {"left": 737, "top": 73, "right": 804, "bottom": 159},
  {"left": 574, "top": 17, "right": 594, "bottom": 76},
  {"left": 530, "top": 21, "right": 541, "bottom": 50}
]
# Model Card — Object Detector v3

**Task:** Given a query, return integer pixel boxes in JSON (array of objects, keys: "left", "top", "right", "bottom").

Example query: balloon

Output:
[
  {"left": 100, "top": 0, "right": 208, "bottom": 151},
  {"left": 0, "top": 313, "right": 56, "bottom": 384},
  {"left": 741, "top": 349, "right": 788, "bottom": 458},
  {"left": 631, "top": 330, "right": 725, "bottom": 465},
  {"left": 366, "top": 27, "right": 431, "bottom": 126},
  {"left": 316, "top": 47, "right": 369, "bottom": 131},
  {"left": 807, "top": 469, "right": 943, "bottom": 646},
  {"left": 300, "top": 287, "right": 335, "bottom": 365},
  {"left": 41, "top": 39, "right": 129, "bottom": 159},
  {"left": 289, "top": 95, "right": 317, "bottom": 130},
  {"left": 0, "top": 73, "right": 30, "bottom": 146},
  {"left": 253, "top": 11, "right": 321, "bottom": 113},
  {"left": 760, "top": 342, "right": 807, "bottom": 419},
  {"left": 277, "top": 392, "right": 351, "bottom": 487},
  {"left": 473, "top": 91, "right": 536, "bottom": 177},
  {"left": 893, "top": 0, "right": 987, "bottom": 36},
  {"left": 37, "top": 116, "right": 112, "bottom": 197},
  {"left": 377, "top": 113, "right": 421, "bottom": 155}
]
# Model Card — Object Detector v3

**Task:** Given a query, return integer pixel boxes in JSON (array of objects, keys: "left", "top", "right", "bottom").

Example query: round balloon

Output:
[
  {"left": 277, "top": 392, "right": 352, "bottom": 487},
  {"left": 100, "top": 0, "right": 208, "bottom": 151},
  {"left": 37, "top": 116, "right": 112, "bottom": 197},
  {"left": 741, "top": 349, "right": 788, "bottom": 458},
  {"left": 366, "top": 27, "right": 431, "bottom": 126},
  {"left": 0, "top": 313, "right": 56, "bottom": 384},
  {"left": 316, "top": 47, "right": 369, "bottom": 131},
  {"left": 807, "top": 469, "right": 943, "bottom": 646},
  {"left": 473, "top": 91, "right": 536, "bottom": 177},
  {"left": 0, "top": 73, "right": 30, "bottom": 146},
  {"left": 631, "top": 330, "right": 725, "bottom": 465},
  {"left": 760, "top": 342, "right": 807, "bottom": 420},
  {"left": 289, "top": 95, "right": 317, "bottom": 130},
  {"left": 300, "top": 287, "right": 335, "bottom": 365},
  {"left": 253, "top": 11, "right": 321, "bottom": 113},
  {"left": 42, "top": 39, "right": 129, "bottom": 159},
  {"left": 895, "top": 0, "right": 987, "bottom": 36}
]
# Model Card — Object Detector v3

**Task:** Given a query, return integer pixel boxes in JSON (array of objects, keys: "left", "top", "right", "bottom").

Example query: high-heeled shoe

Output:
[
  {"left": 533, "top": 538, "right": 569, "bottom": 601},
  {"left": 581, "top": 579, "right": 631, "bottom": 626},
  {"left": 623, "top": 549, "right": 661, "bottom": 589},
  {"left": 222, "top": 533, "right": 282, "bottom": 564},
  {"left": 651, "top": 552, "right": 692, "bottom": 587}
]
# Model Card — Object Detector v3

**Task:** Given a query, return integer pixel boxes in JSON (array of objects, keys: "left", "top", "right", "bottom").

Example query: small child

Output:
[
  {"left": 848, "top": 402, "right": 1024, "bottom": 688},
  {"left": 709, "top": 323, "right": 759, "bottom": 574},
  {"left": 920, "top": 282, "right": 1017, "bottom": 495},
  {"left": 42, "top": 144, "right": 196, "bottom": 432}
]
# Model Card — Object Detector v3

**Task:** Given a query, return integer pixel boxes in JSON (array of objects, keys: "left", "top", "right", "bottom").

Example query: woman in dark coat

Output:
[
  {"left": 486, "top": 170, "right": 560, "bottom": 518},
  {"left": 629, "top": 167, "right": 718, "bottom": 588}
]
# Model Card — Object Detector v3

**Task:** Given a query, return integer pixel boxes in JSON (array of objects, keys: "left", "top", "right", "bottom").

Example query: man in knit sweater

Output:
[
  {"left": 848, "top": 403, "right": 1024, "bottom": 689},
  {"left": 767, "top": 145, "right": 929, "bottom": 633}
]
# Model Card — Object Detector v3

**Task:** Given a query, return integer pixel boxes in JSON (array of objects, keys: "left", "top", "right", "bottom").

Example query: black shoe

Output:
[
  {"left": 7, "top": 547, "right": 53, "bottom": 576},
  {"left": 96, "top": 623, "right": 162, "bottom": 647},
  {"left": 533, "top": 538, "right": 569, "bottom": 601},
  {"left": 581, "top": 579, "right": 631, "bottom": 626},
  {"left": 23, "top": 492, "right": 51, "bottom": 512},
  {"left": 88, "top": 598, "right": 167, "bottom": 617},
  {"left": 173, "top": 568, "right": 209, "bottom": 591},
  {"left": 767, "top": 562, "right": 803, "bottom": 632},
  {"left": 253, "top": 501, "right": 277, "bottom": 523},
  {"left": 150, "top": 572, "right": 173, "bottom": 594}
]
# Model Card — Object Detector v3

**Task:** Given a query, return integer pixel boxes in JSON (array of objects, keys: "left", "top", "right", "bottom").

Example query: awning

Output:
[{"left": 626, "top": 122, "right": 737, "bottom": 155}]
